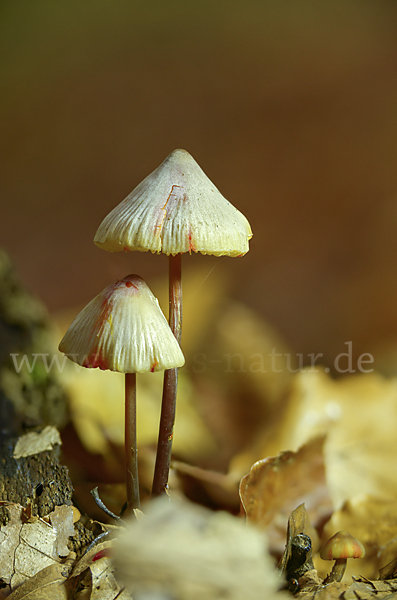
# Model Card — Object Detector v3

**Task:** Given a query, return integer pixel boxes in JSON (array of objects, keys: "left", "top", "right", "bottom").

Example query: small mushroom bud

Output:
[{"left": 320, "top": 531, "right": 365, "bottom": 584}]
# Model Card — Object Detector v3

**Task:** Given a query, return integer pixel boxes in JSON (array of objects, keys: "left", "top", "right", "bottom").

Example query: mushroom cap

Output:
[
  {"left": 58, "top": 274, "right": 185, "bottom": 374},
  {"left": 320, "top": 531, "right": 365, "bottom": 561},
  {"left": 94, "top": 149, "right": 252, "bottom": 257}
]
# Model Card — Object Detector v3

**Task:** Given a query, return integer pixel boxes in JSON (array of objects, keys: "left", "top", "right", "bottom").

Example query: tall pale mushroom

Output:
[
  {"left": 58, "top": 274, "right": 184, "bottom": 512},
  {"left": 94, "top": 149, "right": 252, "bottom": 495}
]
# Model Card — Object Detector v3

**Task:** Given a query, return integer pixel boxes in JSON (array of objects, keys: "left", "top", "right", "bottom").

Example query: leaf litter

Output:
[
  {"left": 0, "top": 502, "right": 78, "bottom": 591},
  {"left": 6, "top": 277, "right": 397, "bottom": 598}
]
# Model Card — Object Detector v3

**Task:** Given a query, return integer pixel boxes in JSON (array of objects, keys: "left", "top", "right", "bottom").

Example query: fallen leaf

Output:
[
  {"left": 239, "top": 437, "right": 332, "bottom": 554},
  {"left": 90, "top": 557, "right": 131, "bottom": 600},
  {"left": 71, "top": 541, "right": 113, "bottom": 578},
  {"left": 353, "top": 575, "right": 397, "bottom": 595},
  {"left": 297, "top": 580, "right": 349, "bottom": 599},
  {"left": 48, "top": 505, "right": 76, "bottom": 558},
  {"left": 0, "top": 503, "right": 77, "bottom": 590},
  {"left": 297, "top": 577, "right": 397, "bottom": 600},
  {"left": 286, "top": 503, "right": 313, "bottom": 540},
  {"left": 269, "top": 370, "right": 397, "bottom": 509},
  {"left": 13, "top": 426, "right": 62, "bottom": 459},
  {"left": 70, "top": 541, "right": 131, "bottom": 599},
  {"left": 6, "top": 553, "right": 75, "bottom": 600},
  {"left": 13, "top": 520, "right": 59, "bottom": 589},
  {"left": 0, "top": 504, "right": 24, "bottom": 586}
]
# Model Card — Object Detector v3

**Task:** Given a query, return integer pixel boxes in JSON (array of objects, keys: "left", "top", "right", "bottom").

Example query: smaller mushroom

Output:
[
  {"left": 58, "top": 274, "right": 185, "bottom": 513},
  {"left": 320, "top": 531, "right": 365, "bottom": 584}
]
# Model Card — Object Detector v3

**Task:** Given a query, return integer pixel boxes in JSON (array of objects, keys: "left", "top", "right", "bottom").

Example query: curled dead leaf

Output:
[{"left": 239, "top": 437, "right": 332, "bottom": 554}]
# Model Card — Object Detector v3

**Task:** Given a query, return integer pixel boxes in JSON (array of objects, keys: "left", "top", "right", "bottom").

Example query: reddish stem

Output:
[
  {"left": 125, "top": 372, "right": 140, "bottom": 511},
  {"left": 152, "top": 254, "right": 182, "bottom": 496}
]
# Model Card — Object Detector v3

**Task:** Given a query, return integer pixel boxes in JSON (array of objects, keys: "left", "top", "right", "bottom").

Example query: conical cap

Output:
[
  {"left": 59, "top": 275, "right": 185, "bottom": 373},
  {"left": 94, "top": 149, "right": 252, "bottom": 257}
]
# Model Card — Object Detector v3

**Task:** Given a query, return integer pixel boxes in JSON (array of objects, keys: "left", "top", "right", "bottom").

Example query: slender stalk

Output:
[
  {"left": 125, "top": 372, "right": 140, "bottom": 511},
  {"left": 324, "top": 558, "right": 347, "bottom": 584},
  {"left": 152, "top": 253, "right": 182, "bottom": 496}
]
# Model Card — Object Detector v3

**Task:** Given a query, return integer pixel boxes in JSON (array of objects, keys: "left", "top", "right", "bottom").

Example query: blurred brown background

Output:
[{"left": 1, "top": 0, "right": 397, "bottom": 370}]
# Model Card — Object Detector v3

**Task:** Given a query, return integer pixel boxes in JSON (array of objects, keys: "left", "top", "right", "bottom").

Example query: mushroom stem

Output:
[
  {"left": 125, "top": 372, "right": 140, "bottom": 511},
  {"left": 324, "top": 558, "right": 347, "bottom": 584},
  {"left": 169, "top": 253, "right": 182, "bottom": 346},
  {"left": 152, "top": 254, "right": 182, "bottom": 496}
]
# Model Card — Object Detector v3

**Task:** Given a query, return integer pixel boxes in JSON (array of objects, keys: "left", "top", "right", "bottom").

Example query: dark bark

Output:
[{"left": 0, "top": 250, "right": 94, "bottom": 553}]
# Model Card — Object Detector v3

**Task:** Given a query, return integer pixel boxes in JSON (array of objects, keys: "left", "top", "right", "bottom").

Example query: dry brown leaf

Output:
[
  {"left": 6, "top": 553, "right": 75, "bottom": 600},
  {"left": 239, "top": 437, "right": 332, "bottom": 554},
  {"left": 90, "top": 557, "right": 131, "bottom": 600},
  {"left": 71, "top": 541, "right": 113, "bottom": 578},
  {"left": 268, "top": 370, "right": 397, "bottom": 510},
  {"left": 287, "top": 503, "right": 313, "bottom": 540},
  {"left": 70, "top": 540, "right": 131, "bottom": 600},
  {"left": 48, "top": 506, "right": 77, "bottom": 558},
  {"left": 297, "top": 577, "right": 397, "bottom": 600},
  {"left": 297, "top": 580, "right": 350, "bottom": 599},
  {"left": 0, "top": 504, "right": 24, "bottom": 586},
  {"left": 13, "top": 426, "right": 62, "bottom": 459},
  {"left": 0, "top": 503, "right": 77, "bottom": 590},
  {"left": 353, "top": 576, "right": 397, "bottom": 595}
]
